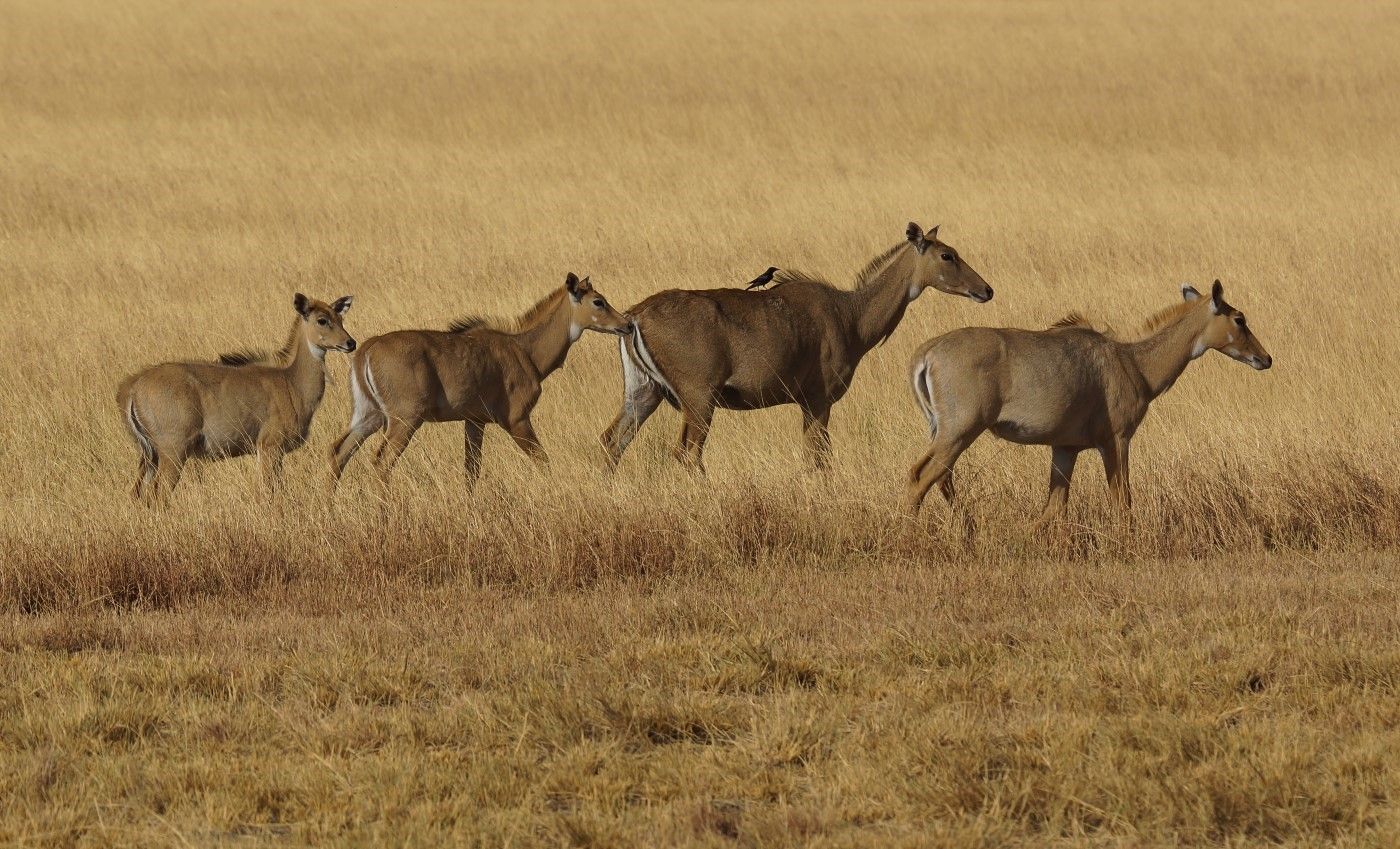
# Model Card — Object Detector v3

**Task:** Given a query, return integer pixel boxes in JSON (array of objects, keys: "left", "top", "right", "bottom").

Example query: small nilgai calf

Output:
[
  {"left": 905, "top": 280, "right": 1271, "bottom": 524},
  {"left": 118, "top": 293, "right": 355, "bottom": 502},
  {"left": 329, "top": 273, "right": 632, "bottom": 486}
]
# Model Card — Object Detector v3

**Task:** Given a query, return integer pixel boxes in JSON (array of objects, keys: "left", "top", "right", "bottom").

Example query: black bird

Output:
[{"left": 744, "top": 266, "right": 780, "bottom": 290}]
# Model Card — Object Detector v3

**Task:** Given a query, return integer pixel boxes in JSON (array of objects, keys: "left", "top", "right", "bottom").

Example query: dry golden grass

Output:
[{"left": 2, "top": 0, "right": 1398, "bottom": 845}]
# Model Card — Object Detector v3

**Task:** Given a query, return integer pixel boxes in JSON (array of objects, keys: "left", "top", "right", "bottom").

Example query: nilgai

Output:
[
  {"left": 601, "top": 222, "right": 993, "bottom": 472},
  {"left": 905, "top": 280, "right": 1272, "bottom": 522},
  {"left": 118, "top": 293, "right": 356, "bottom": 502},
  {"left": 329, "top": 273, "right": 632, "bottom": 485}
]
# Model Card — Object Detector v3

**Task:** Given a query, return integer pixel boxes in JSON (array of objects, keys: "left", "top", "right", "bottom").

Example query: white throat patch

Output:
[{"left": 569, "top": 323, "right": 583, "bottom": 342}]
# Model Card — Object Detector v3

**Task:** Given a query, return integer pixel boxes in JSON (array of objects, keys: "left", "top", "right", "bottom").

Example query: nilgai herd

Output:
[{"left": 118, "top": 222, "right": 1272, "bottom": 526}]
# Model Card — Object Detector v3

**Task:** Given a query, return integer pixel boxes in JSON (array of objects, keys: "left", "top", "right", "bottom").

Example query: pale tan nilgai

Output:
[
  {"left": 329, "top": 273, "right": 632, "bottom": 485},
  {"left": 905, "top": 280, "right": 1272, "bottom": 521},
  {"left": 601, "top": 223, "right": 993, "bottom": 472},
  {"left": 118, "top": 293, "right": 356, "bottom": 502}
]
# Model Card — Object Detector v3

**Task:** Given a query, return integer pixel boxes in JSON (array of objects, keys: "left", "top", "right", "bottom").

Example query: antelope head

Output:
[
  {"left": 564, "top": 273, "right": 633, "bottom": 339},
  {"left": 1181, "top": 280, "right": 1272, "bottom": 369},
  {"left": 905, "top": 222, "right": 994, "bottom": 303},
  {"left": 294, "top": 293, "right": 357, "bottom": 354}
]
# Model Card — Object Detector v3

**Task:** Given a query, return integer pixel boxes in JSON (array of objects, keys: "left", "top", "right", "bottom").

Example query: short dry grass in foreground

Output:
[
  {"left": 3, "top": 0, "right": 1400, "bottom": 845},
  {"left": 6, "top": 551, "right": 1400, "bottom": 847}
]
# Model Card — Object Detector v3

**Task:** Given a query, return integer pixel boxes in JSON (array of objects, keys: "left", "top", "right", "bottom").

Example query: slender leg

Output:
[
  {"left": 131, "top": 455, "right": 157, "bottom": 502},
  {"left": 1099, "top": 438, "right": 1134, "bottom": 538},
  {"left": 1100, "top": 438, "right": 1132, "bottom": 512},
  {"left": 375, "top": 418, "right": 422, "bottom": 479},
  {"left": 801, "top": 403, "right": 833, "bottom": 471},
  {"left": 1116, "top": 442, "right": 1132, "bottom": 512},
  {"left": 255, "top": 431, "right": 288, "bottom": 495},
  {"left": 259, "top": 448, "right": 285, "bottom": 494},
  {"left": 152, "top": 453, "right": 186, "bottom": 503},
  {"left": 329, "top": 416, "right": 383, "bottom": 482},
  {"left": 937, "top": 469, "right": 977, "bottom": 543},
  {"left": 904, "top": 428, "right": 983, "bottom": 515},
  {"left": 602, "top": 380, "right": 664, "bottom": 470},
  {"left": 674, "top": 398, "right": 715, "bottom": 472},
  {"left": 464, "top": 421, "right": 485, "bottom": 485},
  {"left": 507, "top": 417, "right": 547, "bottom": 464},
  {"left": 673, "top": 421, "right": 690, "bottom": 465},
  {"left": 1030, "top": 446, "right": 1081, "bottom": 528}
]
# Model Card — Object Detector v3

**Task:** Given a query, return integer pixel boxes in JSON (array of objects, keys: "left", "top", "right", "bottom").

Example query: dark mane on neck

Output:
[
  {"left": 445, "top": 316, "right": 489, "bottom": 334},
  {"left": 766, "top": 242, "right": 908, "bottom": 292},
  {"left": 1137, "top": 300, "right": 1199, "bottom": 339},
  {"left": 449, "top": 287, "right": 567, "bottom": 335},
  {"left": 1049, "top": 312, "right": 1092, "bottom": 330},
  {"left": 217, "top": 319, "right": 300, "bottom": 367},
  {"left": 764, "top": 268, "right": 826, "bottom": 287},
  {"left": 851, "top": 242, "right": 907, "bottom": 289},
  {"left": 1048, "top": 312, "right": 1117, "bottom": 339}
]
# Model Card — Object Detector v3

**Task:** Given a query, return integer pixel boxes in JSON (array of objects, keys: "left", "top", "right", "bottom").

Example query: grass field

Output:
[{"left": 2, "top": 0, "right": 1398, "bottom": 845}]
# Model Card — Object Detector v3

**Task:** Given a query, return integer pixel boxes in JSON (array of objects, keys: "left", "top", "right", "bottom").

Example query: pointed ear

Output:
[
  {"left": 294, "top": 293, "right": 311, "bottom": 317},
  {"left": 565, "top": 272, "right": 583, "bottom": 302},
  {"left": 927, "top": 224, "right": 940, "bottom": 241},
  {"left": 1181, "top": 284, "right": 1202, "bottom": 302},
  {"left": 906, "top": 222, "right": 928, "bottom": 255},
  {"left": 1210, "top": 279, "right": 1225, "bottom": 314},
  {"left": 332, "top": 295, "right": 353, "bottom": 315}
]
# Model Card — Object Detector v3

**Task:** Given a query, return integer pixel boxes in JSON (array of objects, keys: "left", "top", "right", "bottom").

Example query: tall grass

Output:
[{"left": 1, "top": 0, "right": 1398, "bottom": 845}]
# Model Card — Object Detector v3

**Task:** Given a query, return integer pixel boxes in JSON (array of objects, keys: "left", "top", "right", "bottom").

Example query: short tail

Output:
[
  {"left": 121, "top": 384, "right": 157, "bottom": 465},
  {"left": 625, "top": 323, "right": 679, "bottom": 409},
  {"left": 348, "top": 350, "right": 388, "bottom": 432},
  {"left": 911, "top": 361, "right": 937, "bottom": 437}
]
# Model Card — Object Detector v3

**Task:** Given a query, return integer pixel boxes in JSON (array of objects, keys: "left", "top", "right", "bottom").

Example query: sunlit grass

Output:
[{"left": 1, "top": 0, "right": 1397, "bottom": 845}]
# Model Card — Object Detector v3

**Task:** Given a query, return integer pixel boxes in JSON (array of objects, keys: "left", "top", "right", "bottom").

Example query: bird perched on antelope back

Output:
[{"left": 744, "top": 266, "right": 780, "bottom": 290}]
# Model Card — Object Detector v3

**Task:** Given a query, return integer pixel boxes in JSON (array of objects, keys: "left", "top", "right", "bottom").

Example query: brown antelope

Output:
[
  {"left": 601, "top": 222, "right": 993, "bottom": 471},
  {"left": 329, "top": 273, "right": 632, "bottom": 484},
  {"left": 905, "top": 280, "right": 1272, "bottom": 523},
  {"left": 118, "top": 293, "right": 356, "bottom": 502}
]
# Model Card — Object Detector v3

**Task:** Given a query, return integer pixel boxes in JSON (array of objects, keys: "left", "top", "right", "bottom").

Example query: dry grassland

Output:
[{"left": 2, "top": 0, "right": 1398, "bottom": 845}]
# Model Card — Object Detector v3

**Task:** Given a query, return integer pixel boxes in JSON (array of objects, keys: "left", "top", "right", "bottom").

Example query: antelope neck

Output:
[{"left": 1126, "top": 307, "right": 1210, "bottom": 399}]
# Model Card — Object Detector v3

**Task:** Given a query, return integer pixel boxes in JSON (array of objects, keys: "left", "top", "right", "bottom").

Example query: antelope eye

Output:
[
  {"left": 939, "top": 253, "right": 954, "bottom": 262},
  {"left": 592, "top": 298, "right": 605, "bottom": 308},
  {"left": 1233, "top": 315, "right": 1246, "bottom": 327},
  {"left": 317, "top": 317, "right": 330, "bottom": 327}
]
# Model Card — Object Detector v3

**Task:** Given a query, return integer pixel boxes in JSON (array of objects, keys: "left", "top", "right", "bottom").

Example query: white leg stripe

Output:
[
  {"left": 619, "top": 336, "right": 645, "bottom": 392},
  {"left": 911, "top": 362, "right": 938, "bottom": 436},
  {"left": 631, "top": 326, "right": 678, "bottom": 399},
  {"left": 362, "top": 356, "right": 387, "bottom": 413},
  {"left": 126, "top": 397, "right": 155, "bottom": 459}
]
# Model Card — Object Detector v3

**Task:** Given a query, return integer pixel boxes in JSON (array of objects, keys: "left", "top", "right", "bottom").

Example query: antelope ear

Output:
[
  {"left": 1181, "top": 284, "right": 1202, "bottom": 302},
  {"left": 564, "top": 272, "right": 592, "bottom": 302},
  {"left": 927, "top": 224, "right": 940, "bottom": 240},
  {"left": 906, "top": 222, "right": 928, "bottom": 255},
  {"left": 1209, "top": 279, "right": 1225, "bottom": 314},
  {"left": 294, "top": 293, "right": 311, "bottom": 317},
  {"left": 332, "top": 295, "right": 353, "bottom": 315}
]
